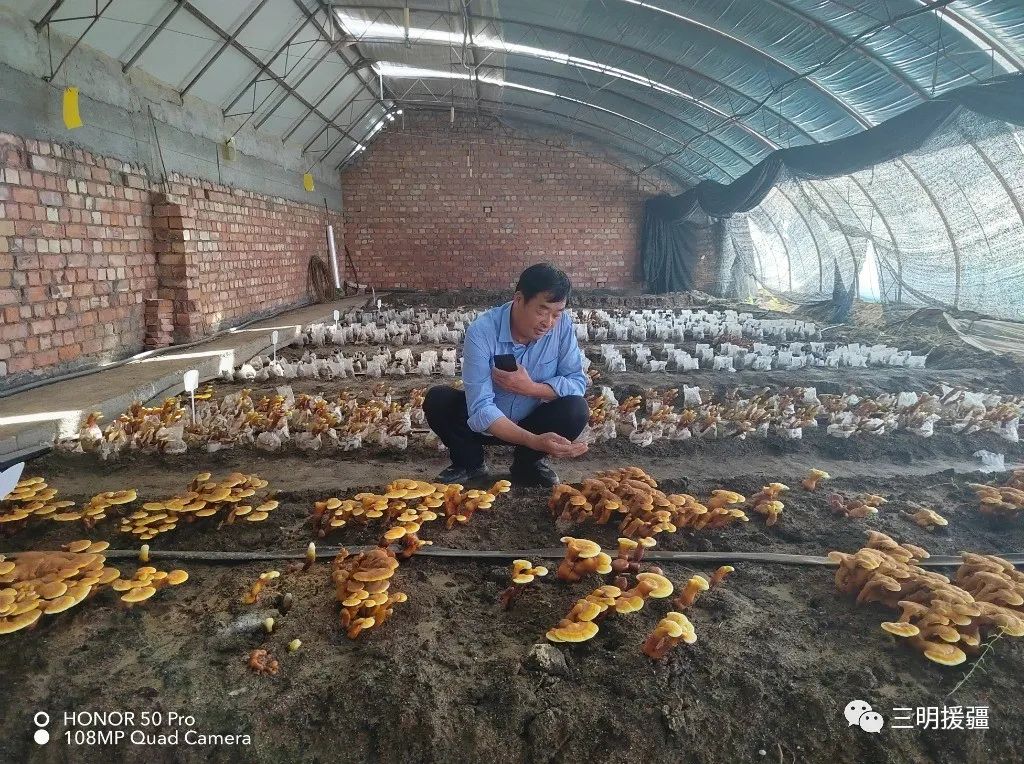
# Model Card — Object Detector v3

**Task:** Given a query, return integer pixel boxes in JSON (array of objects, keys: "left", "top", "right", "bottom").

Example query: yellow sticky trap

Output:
[
  {"left": 303, "top": 173, "right": 315, "bottom": 192},
  {"left": 63, "top": 87, "right": 83, "bottom": 129}
]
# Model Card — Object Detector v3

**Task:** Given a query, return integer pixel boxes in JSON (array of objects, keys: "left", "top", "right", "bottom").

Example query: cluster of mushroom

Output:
[
  {"left": 0, "top": 476, "right": 77, "bottom": 535},
  {"left": 749, "top": 483, "right": 788, "bottom": 526},
  {"left": 969, "top": 470, "right": 1024, "bottom": 520},
  {"left": 58, "top": 384, "right": 438, "bottom": 459},
  {"left": 314, "top": 479, "right": 511, "bottom": 549},
  {"left": 499, "top": 559, "right": 549, "bottom": 610},
  {"left": 330, "top": 547, "right": 408, "bottom": 639},
  {"left": 0, "top": 539, "right": 188, "bottom": 634},
  {"left": 0, "top": 475, "right": 140, "bottom": 535},
  {"left": 549, "top": 467, "right": 748, "bottom": 540},
  {"left": 642, "top": 613, "right": 697, "bottom": 659},
  {"left": 119, "top": 472, "right": 276, "bottom": 540},
  {"left": 546, "top": 571, "right": 674, "bottom": 643},
  {"left": 903, "top": 503, "right": 949, "bottom": 531},
  {"left": 110, "top": 563, "right": 189, "bottom": 606},
  {"left": 0, "top": 540, "right": 119, "bottom": 634},
  {"left": 829, "top": 531, "right": 1024, "bottom": 666},
  {"left": 828, "top": 492, "right": 887, "bottom": 519}
]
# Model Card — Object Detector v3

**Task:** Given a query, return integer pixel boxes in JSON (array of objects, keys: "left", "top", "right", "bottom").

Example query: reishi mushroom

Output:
[
  {"left": 642, "top": 612, "right": 696, "bottom": 659},
  {"left": 802, "top": 469, "right": 830, "bottom": 491},
  {"left": 499, "top": 559, "right": 549, "bottom": 610}
]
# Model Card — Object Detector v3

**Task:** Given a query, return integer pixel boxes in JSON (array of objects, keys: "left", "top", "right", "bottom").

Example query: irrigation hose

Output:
[{"left": 25, "top": 546, "right": 1024, "bottom": 568}]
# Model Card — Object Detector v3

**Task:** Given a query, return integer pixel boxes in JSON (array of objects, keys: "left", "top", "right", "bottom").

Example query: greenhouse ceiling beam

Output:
[
  {"left": 181, "top": 0, "right": 271, "bottom": 97},
  {"left": 385, "top": 60, "right": 756, "bottom": 171},
  {"left": 254, "top": 45, "right": 352, "bottom": 132},
  {"left": 928, "top": 3, "right": 1024, "bottom": 72},
  {"left": 34, "top": 0, "right": 66, "bottom": 31},
  {"left": 302, "top": 91, "right": 381, "bottom": 153},
  {"left": 373, "top": 96, "right": 700, "bottom": 183},
  {"left": 387, "top": 103, "right": 679, "bottom": 186},
  {"left": 383, "top": 86, "right": 734, "bottom": 181},
  {"left": 174, "top": 0, "right": 365, "bottom": 150},
  {"left": 309, "top": 98, "right": 382, "bottom": 168},
  {"left": 762, "top": 0, "right": 929, "bottom": 98},
  {"left": 279, "top": 60, "right": 365, "bottom": 140},
  {"left": 121, "top": 1, "right": 185, "bottom": 73},
  {"left": 300, "top": 0, "right": 393, "bottom": 115},
  {"left": 618, "top": 0, "right": 873, "bottom": 127},
  {"left": 331, "top": 3, "right": 816, "bottom": 150}
]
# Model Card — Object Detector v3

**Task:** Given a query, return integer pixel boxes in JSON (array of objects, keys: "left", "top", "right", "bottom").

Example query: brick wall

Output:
[
  {"left": 0, "top": 133, "right": 155, "bottom": 382},
  {"left": 0, "top": 133, "right": 339, "bottom": 388},
  {"left": 342, "top": 113, "right": 681, "bottom": 290}
]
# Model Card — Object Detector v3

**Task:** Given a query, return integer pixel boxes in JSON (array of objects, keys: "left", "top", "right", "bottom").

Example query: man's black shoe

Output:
[
  {"left": 509, "top": 461, "right": 559, "bottom": 487},
  {"left": 434, "top": 462, "right": 491, "bottom": 484}
]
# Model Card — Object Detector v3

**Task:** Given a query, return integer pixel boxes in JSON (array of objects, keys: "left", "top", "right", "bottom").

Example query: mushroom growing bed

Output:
[{"left": 2, "top": 297, "right": 1024, "bottom": 764}]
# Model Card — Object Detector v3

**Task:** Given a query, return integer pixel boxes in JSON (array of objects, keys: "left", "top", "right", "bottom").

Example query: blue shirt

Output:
[{"left": 463, "top": 302, "right": 589, "bottom": 433}]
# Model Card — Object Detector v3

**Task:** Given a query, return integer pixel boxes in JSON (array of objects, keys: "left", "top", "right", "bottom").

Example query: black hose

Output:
[{"left": 33, "top": 546, "right": 1024, "bottom": 568}]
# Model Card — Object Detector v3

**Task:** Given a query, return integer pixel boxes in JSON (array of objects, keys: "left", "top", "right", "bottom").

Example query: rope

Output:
[
  {"left": 24, "top": 546, "right": 1023, "bottom": 568},
  {"left": 307, "top": 255, "right": 334, "bottom": 303}
]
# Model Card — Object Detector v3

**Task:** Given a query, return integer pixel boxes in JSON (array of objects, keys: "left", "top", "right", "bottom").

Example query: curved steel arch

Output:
[
  {"left": 382, "top": 59, "right": 759, "bottom": 174},
  {"left": 381, "top": 100, "right": 691, "bottom": 186},
  {"left": 378, "top": 78, "right": 743, "bottom": 181},
  {"left": 353, "top": 96, "right": 704, "bottom": 182},
  {"left": 617, "top": 0, "right": 873, "bottom": 128},
  {"left": 331, "top": 3, "right": 830, "bottom": 152}
]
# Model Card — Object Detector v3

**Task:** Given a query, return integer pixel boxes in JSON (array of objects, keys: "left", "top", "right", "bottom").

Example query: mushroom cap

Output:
[
  {"left": 511, "top": 573, "right": 535, "bottom": 585},
  {"left": 594, "top": 553, "right": 613, "bottom": 575},
  {"left": 0, "top": 608, "right": 41, "bottom": 634},
  {"left": 573, "top": 600, "right": 605, "bottom": 622},
  {"left": 807, "top": 469, "right": 830, "bottom": 479},
  {"left": 562, "top": 537, "right": 602, "bottom": 559},
  {"left": 121, "top": 586, "right": 157, "bottom": 604},
  {"left": 617, "top": 537, "right": 639, "bottom": 551},
  {"left": 636, "top": 572, "right": 675, "bottom": 598},
  {"left": 42, "top": 594, "right": 79, "bottom": 614},
  {"left": 923, "top": 643, "right": 967, "bottom": 666},
  {"left": 166, "top": 570, "right": 189, "bottom": 586},
  {"left": 685, "top": 575, "right": 710, "bottom": 593},
  {"left": 614, "top": 595, "right": 645, "bottom": 614},
  {"left": 657, "top": 618, "right": 685, "bottom": 639},
  {"left": 881, "top": 621, "right": 920, "bottom": 638},
  {"left": 546, "top": 620, "right": 599, "bottom": 643},
  {"left": 383, "top": 527, "right": 407, "bottom": 541}
]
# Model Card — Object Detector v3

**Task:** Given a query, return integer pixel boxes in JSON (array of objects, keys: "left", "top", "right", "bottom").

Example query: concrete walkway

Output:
[{"left": 0, "top": 295, "right": 372, "bottom": 460}]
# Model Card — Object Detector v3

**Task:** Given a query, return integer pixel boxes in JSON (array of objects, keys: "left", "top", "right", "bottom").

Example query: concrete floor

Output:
[{"left": 0, "top": 296, "right": 372, "bottom": 461}]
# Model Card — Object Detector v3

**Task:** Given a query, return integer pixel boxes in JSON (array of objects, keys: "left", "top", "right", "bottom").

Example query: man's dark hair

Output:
[{"left": 515, "top": 263, "right": 571, "bottom": 303}]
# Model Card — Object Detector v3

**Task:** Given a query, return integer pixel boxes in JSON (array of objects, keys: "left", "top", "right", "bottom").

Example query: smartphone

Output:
[{"left": 493, "top": 353, "right": 517, "bottom": 372}]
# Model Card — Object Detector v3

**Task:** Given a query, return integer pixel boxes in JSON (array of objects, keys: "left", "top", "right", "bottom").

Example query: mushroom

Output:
[
  {"left": 287, "top": 638, "right": 302, "bottom": 652},
  {"left": 499, "top": 559, "right": 549, "bottom": 610},
  {"left": 642, "top": 612, "right": 696, "bottom": 659},
  {"left": 802, "top": 469, "right": 830, "bottom": 491},
  {"left": 905, "top": 505, "right": 949, "bottom": 531},
  {"left": 710, "top": 565, "right": 734, "bottom": 588},
  {"left": 674, "top": 575, "right": 710, "bottom": 610},
  {"left": 304, "top": 542, "right": 316, "bottom": 571},
  {"left": 242, "top": 570, "right": 281, "bottom": 605},
  {"left": 556, "top": 537, "right": 612, "bottom": 583},
  {"left": 247, "top": 648, "right": 279, "bottom": 675}
]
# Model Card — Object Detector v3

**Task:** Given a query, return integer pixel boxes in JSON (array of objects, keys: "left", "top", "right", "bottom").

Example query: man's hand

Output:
[
  {"left": 492, "top": 364, "right": 538, "bottom": 396},
  {"left": 530, "top": 432, "right": 588, "bottom": 459}
]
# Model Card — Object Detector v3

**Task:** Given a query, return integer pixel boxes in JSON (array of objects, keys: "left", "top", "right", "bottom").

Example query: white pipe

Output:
[{"left": 327, "top": 224, "right": 341, "bottom": 290}]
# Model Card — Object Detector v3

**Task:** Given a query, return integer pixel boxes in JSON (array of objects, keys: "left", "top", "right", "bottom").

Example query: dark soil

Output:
[{"left": 3, "top": 296, "right": 1024, "bottom": 763}]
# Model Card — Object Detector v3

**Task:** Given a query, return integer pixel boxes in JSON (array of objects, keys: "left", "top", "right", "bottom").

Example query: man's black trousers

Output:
[{"left": 423, "top": 386, "right": 588, "bottom": 470}]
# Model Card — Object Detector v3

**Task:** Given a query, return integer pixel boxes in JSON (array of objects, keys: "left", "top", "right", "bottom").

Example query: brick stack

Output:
[
  {"left": 342, "top": 111, "right": 686, "bottom": 291},
  {"left": 143, "top": 298, "right": 173, "bottom": 348}
]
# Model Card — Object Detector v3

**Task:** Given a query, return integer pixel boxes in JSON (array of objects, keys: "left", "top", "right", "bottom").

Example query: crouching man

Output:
[{"left": 424, "top": 263, "right": 589, "bottom": 487}]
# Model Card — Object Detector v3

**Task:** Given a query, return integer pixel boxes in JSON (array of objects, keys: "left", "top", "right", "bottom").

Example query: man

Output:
[{"left": 424, "top": 263, "right": 589, "bottom": 487}]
